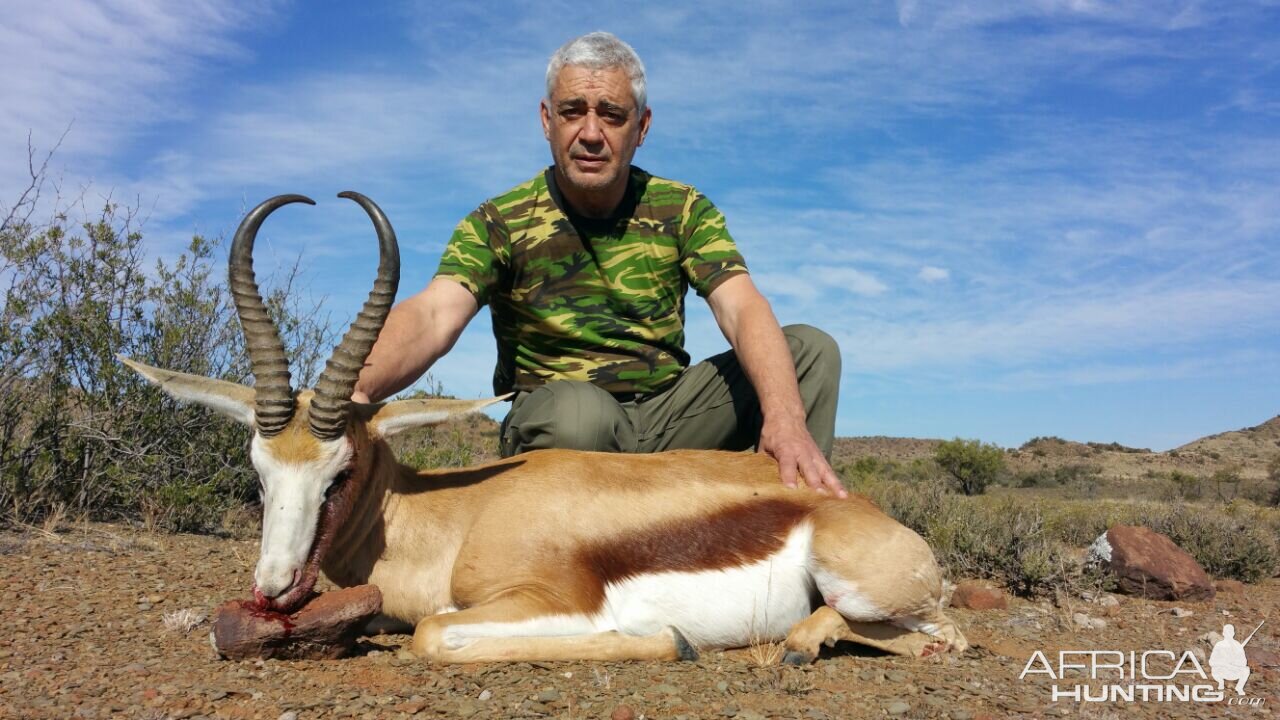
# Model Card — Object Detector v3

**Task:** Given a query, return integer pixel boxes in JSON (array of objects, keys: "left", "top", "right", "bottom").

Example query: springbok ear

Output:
[
  {"left": 117, "top": 354, "right": 256, "bottom": 426},
  {"left": 366, "top": 395, "right": 511, "bottom": 438}
]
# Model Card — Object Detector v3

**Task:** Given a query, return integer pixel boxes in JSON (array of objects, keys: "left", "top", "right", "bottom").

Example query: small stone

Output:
[
  {"left": 951, "top": 710, "right": 973, "bottom": 720},
  {"left": 716, "top": 680, "right": 729, "bottom": 692},
  {"left": 455, "top": 700, "right": 478, "bottom": 717},
  {"left": 478, "top": 689, "right": 492, "bottom": 701},
  {"left": 394, "top": 699, "right": 428, "bottom": 715},
  {"left": 1073, "top": 612, "right": 1106, "bottom": 630},
  {"left": 886, "top": 701, "right": 910, "bottom": 715},
  {"left": 653, "top": 683, "right": 680, "bottom": 696},
  {"left": 950, "top": 581, "right": 1008, "bottom": 611},
  {"left": 611, "top": 705, "right": 636, "bottom": 720},
  {"left": 137, "top": 603, "right": 152, "bottom": 611},
  {"left": 886, "top": 670, "right": 909, "bottom": 683},
  {"left": 1169, "top": 607, "right": 1193, "bottom": 618},
  {"left": 537, "top": 688, "right": 561, "bottom": 703},
  {"left": 720, "top": 704, "right": 739, "bottom": 717},
  {"left": 277, "top": 713, "right": 298, "bottom": 720}
]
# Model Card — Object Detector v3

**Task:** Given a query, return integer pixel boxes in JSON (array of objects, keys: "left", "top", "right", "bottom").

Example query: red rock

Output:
[
  {"left": 611, "top": 705, "right": 636, "bottom": 720},
  {"left": 950, "top": 581, "right": 1008, "bottom": 610},
  {"left": 1099, "top": 526, "right": 1215, "bottom": 602},
  {"left": 210, "top": 585, "right": 382, "bottom": 661},
  {"left": 1214, "top": 579, "right": 1245, "bottom": 594},
  {"left": 1249, "top": 648, "right": 1280, "bottom": 667}
]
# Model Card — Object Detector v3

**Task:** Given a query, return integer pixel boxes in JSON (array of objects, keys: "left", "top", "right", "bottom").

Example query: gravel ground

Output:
[{"left": 1, "top": 524, "right": 1276, "bottom": 719}]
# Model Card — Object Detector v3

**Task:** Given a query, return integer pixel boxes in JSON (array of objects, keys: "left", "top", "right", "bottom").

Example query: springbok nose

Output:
[{"left": 254, "top": 557, "right": 300, "bottom": 597}]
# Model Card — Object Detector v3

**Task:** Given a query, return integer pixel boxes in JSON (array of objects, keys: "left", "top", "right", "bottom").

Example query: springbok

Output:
[{"left": 120, "top": 193, "right": 967, "bottom": 664}]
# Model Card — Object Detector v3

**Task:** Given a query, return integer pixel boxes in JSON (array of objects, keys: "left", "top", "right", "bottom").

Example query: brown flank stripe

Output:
[{"left": 577, "top": 498, "right": 813, "bottom": 609}]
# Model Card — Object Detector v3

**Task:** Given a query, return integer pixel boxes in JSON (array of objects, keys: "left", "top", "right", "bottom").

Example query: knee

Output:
[
  {"left": 505, "top": 381, "right": 632, "bottom": 454},
  {"left": 783, "top": 324, "right": 841, "bottom": 370}
]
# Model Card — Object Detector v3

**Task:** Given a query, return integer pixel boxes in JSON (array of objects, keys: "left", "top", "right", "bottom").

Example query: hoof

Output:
[
  {"left": 782, "top": 650, "right": 814, "bottom": 666},
  {"left": 671, "top": 627, "right": 699, "bottom": 661},
  {"left": 920, "top": 639, "right": 950, "bottom": 657}
]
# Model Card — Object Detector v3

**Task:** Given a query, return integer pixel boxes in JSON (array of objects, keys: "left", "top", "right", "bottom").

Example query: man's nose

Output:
[{"left": 579, "top": 112, "right": 604, "bottom": 144}]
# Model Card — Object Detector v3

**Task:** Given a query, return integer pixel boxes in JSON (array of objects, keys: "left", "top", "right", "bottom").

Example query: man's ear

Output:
[
  {"left": 637, "top": 105, "right": 651, "bottom": 147},
  {"left": 365, "top": 395, "right": 510, "bottom": 438},
  {"left": 117, "top": 355, "right": 256, "bottom": 426},
  {"left": 540, "top": 98, "right": 553, "bottom": 141}
]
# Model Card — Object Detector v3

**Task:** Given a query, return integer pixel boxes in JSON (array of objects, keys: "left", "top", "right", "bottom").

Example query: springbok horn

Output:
[
  {"left": 309, "top": 191, "right": 400, "bottom": 440},
  {"left": 229, "top": 194, "right": 315, "bottom": 437}
]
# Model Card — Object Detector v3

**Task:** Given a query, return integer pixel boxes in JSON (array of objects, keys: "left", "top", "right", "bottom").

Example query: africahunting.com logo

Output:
[{"left": 1019, "top": 621, "right": 1265, "bottom": 706}]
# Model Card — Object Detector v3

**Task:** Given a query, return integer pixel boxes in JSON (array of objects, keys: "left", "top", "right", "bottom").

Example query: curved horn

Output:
[
  {"left": 229, "top": 194, "right": 315, "bottom": 437},
  {"left": 309, "top": 191, "right": 400, "bottom": 440}
]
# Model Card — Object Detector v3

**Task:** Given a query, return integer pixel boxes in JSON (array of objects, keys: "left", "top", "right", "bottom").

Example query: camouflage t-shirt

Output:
[{"left": 435, "top": 166, "right": 748, "bottom": 395}]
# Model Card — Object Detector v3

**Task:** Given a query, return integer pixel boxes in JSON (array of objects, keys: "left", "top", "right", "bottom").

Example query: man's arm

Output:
[
  {"left": 351, "top": 278, "right": 479, "bottom": 403},
  {"left": 705, "top": 274, "right": 846, "bottom": 498}
]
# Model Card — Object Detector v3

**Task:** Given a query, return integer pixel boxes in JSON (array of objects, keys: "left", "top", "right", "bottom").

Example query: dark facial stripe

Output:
[{"left": 576, "top": 498, "right": 812, "bottom": 609}]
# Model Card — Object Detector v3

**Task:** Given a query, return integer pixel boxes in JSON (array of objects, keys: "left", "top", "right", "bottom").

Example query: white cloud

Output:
[
  {"left": 918, "top": 266, "right": 949, "bottom": 282},
  {"left": 0, "top": 1, "right": 279, "bottom": 207}
]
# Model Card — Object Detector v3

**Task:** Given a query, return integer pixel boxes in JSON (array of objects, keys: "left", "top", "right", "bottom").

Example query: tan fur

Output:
[{"left": 120, "top": 356, "right": 968, "bottom": 664}]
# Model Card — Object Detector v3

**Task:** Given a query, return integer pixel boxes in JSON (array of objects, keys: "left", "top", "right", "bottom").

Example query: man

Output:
[{"left": 353, "top": 32, "right": 844, "bottom": 496}]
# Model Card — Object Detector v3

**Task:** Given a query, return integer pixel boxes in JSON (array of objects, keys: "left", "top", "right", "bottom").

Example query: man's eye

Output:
[{"left": 560, "top": 109, "right": 584, "bottom": 119}]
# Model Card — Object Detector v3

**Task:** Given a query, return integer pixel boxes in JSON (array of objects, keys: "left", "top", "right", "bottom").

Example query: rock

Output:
[
  {"left": 885, "top": 701, "right": 910, "bottom": 715},
  {"left": 210, "top": 585, "right": 382, "bottom": 661},
  {"left": 478, "top": 689, "right": 492, "bottom": 701},
  {"left": 536, "top": 688, "right": 560, "bottom": 702},
  {"left": 611, "top": 705, "right": 636, "bottom": 720},
  {"left": 1215, "top": 579, "right": 1245, "bottom": 594},
  {"left": 1093, "top": 526, "right": 1214, "bottom": 601},
  {"left": 277, "top": 713, "right": 298, "bottom": 720},
  {"left": 950, "top": 581, "right": 1008, "bottom": 611},
  {"left": 1249, "top": 648, "right": 1280, "bottom": 667},
  {"left": 1168, "top": 607, "right": 1193, "bottom": 618},
  {"left": 1199, "top": 631, "right": 1224, "bottom": 647},
  {"left": 1073, "top": 612, "right": 1106, "bottom": 630}
]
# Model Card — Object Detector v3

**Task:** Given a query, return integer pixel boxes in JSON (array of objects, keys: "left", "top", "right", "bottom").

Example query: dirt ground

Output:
[{"left": 1, "top": 524, "right": 1276, "bottom": 720}]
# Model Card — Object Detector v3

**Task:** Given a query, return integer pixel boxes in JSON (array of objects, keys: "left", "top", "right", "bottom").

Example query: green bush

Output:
[
  {"left": 934, "top": 438, "right": 1006, "bottom": 495},
  {"left": 860, "top": 478, "right": 1280, "bottom": 595},
  {"left": 1, "top": 168, "right": 333, "bottom": 532}
]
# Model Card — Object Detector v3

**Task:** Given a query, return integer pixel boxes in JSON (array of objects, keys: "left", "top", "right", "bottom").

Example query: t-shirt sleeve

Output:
[
  {"left": 434, "top": 204, "right": 504, "bottom": 306},
  {"left": 679, "top": 191, "right": 748, "bottom": 298}
]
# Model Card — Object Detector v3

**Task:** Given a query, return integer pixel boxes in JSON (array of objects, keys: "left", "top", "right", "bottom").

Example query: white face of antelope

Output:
[{"left": 249, "top": 429, "right": 353, "bottom": 605}]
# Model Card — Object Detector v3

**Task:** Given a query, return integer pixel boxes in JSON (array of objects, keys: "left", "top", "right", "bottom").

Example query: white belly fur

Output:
[{"left": 599, "top": 521, "right": 817, "bottom": 649}]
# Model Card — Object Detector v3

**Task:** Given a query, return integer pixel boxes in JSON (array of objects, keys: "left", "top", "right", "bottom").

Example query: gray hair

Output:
[{"left": 545, "top": 32, "right": 647, "bottom": 112}]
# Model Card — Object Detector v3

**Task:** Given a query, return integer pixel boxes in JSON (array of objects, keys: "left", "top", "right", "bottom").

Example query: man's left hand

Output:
[{"left": 759, "top": 417, "right": 848, "bottom": 498}]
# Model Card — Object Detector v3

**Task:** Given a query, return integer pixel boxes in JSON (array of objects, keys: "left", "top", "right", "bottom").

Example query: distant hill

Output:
[
  {"left": 395, "top": 407, "right": 1280, "bottom": 482},
  {"left": 836, "top": 415, "right": 1280, "bottom": 482}
]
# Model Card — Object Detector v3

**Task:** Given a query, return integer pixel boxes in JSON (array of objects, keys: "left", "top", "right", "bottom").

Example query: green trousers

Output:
[{"left": 499, "top": 324, "right": 840, "bottom": 459}]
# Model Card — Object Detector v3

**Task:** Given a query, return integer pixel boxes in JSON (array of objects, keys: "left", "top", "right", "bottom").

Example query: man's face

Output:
[{"left": 541, "top": 65, "right": 651, "bottom": 207}]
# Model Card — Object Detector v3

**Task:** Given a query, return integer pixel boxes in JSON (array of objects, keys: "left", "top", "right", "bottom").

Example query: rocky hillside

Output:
[{"left": 837, "top": 415, "right": 1280, "bottom": 482}]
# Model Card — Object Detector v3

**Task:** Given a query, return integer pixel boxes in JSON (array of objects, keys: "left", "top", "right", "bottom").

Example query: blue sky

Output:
[{"left": 3, "top": 1, "right": 1278, "bottom": 450}]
